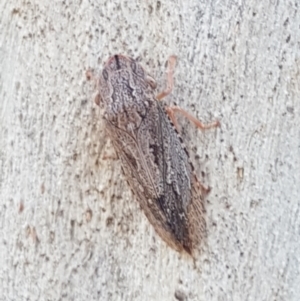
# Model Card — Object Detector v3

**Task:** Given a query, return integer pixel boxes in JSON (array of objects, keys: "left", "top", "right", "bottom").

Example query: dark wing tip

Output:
[{"left": 182, "top": 242, "right": 193, "bottom": 256}]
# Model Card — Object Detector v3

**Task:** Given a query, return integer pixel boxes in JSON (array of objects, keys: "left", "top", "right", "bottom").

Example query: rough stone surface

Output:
[{"left": 0, "top": 0, "right": 299, "bottom": 300}]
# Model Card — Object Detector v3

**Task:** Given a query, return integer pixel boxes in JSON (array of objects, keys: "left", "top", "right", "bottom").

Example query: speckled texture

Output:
[{"left": 0, "top": 0, "right": 299, "bottom": 300}]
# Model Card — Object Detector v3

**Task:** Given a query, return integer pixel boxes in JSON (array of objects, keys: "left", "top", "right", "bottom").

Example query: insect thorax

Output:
[{"left": 103, "top": 70, "right": 156, "bottom": 132}]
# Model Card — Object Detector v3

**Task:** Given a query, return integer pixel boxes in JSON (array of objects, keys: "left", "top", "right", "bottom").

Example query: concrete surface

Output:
[{"left": 0, "top": 0, "right": 299, "bottom": 300}]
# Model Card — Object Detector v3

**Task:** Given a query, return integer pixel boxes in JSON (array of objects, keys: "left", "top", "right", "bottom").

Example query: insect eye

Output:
[
  {"left": 146, "top": 76, "right": 157, "bottom": 89},
  {"left": 131, "top": 61, "right": 144, "bottom": 77},
  {"left": 130, "top": 61, "right": 137, "bottom": 72},
  {"left": 102, "top": 69, "right": 109, "bottom": 80}
]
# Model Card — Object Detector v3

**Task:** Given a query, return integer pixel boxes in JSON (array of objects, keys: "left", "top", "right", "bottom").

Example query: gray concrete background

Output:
[{"left": 0, "top": 0, "right": 299, "bottom": 300}]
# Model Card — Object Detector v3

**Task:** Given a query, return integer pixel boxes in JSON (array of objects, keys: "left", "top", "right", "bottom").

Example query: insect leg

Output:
[
  {"left": 86, "top": 68, "right": 97, "bottom": 83},
  {"left": 165, "top": 106, "right": 220, "bottom": 131},
  {"left": 194, "top": 175, "right": 211, "bottom": 197},
  {"left": 156, "top": 55, "right": 177, "bottom": 100},
  {"left": 86, "top": 69, "right": 102, "bottom": 105},
  {"left": 155, "top": 56, "right": 220, "bottom": 131}
]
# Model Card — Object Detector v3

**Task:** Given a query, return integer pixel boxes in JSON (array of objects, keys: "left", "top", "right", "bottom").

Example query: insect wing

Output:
[{"left": 105, "top": 100, "right": 195, "bottom": 253}]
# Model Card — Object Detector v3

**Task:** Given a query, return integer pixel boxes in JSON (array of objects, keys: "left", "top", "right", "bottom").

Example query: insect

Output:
[{"left": 88, "top": 55, "right": 219, "bottom": 255}]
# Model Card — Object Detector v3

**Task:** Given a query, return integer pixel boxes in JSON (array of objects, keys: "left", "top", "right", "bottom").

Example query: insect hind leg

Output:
[
  {"left": 166, "top": 106, "right": 220, "bottom": 132},
  {"left": 155, "top": 56, "right": 220, "bottom": 131}
]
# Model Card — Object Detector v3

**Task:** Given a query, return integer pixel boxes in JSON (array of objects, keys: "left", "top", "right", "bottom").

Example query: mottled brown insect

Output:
[{"left": 88, "top": 55, "right": 219, "bottom": 255}]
